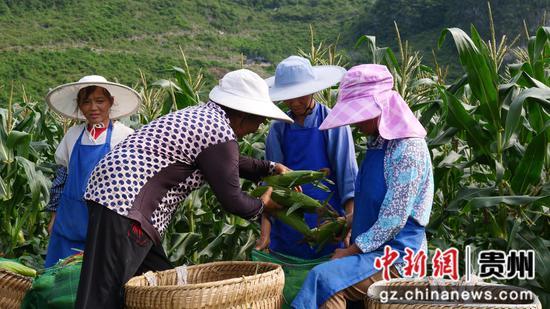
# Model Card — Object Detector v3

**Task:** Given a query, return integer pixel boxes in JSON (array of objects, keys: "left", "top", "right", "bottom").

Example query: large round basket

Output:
[
  {"left": 366, "top": 278, "right": 542, "bottom": 309},
  {"left": 0, "top": 269, "right": 33, "bottom": 309},
  {"left": 125, "top": 261, "right": 285, "bottom": 309}
]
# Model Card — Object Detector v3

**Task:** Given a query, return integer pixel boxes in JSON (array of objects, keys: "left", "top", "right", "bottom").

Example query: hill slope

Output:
[
  {"left": 0, "top": 0, "right": 361, "bottom": 99},
  {"left": 0, "top": 0, "right": 548, "bottom": 100}
]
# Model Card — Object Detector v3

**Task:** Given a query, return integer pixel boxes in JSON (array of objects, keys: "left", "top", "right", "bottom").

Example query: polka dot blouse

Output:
[{"left": 84, "top": 101, "right": 272, "bottom": 243}]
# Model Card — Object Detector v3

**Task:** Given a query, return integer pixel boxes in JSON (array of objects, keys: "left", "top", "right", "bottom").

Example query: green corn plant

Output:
[
  {"left": 153, "top": 46, "right": 205, "bottom": 113},
  {"left": 136, "top": 70, "right": 169, "bottom": 125},
  {"left": 0, "top": 85, "right": 62, "bottom": 264},
  {"left": 428, "top": 23, "right": 550, "bottom": 305},
  {"left": 298, "top": 25, "right": 349, "bottom": 108}
]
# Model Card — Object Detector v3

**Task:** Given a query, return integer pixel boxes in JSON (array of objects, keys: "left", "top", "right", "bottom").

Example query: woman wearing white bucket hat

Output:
[
  {"left": 257, "top": 56, "right": 358, "bottom": 259},
  {"left": 43, "top": 75, "right": 139, "bottom": 268},
  {"left": 75, "top": 69, "right": 293, "bottom": 308}
]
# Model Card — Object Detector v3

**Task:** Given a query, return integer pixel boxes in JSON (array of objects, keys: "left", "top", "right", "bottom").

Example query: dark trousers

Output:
[{"left": 75, "top": 201, "right": 172, "bottom": 309}]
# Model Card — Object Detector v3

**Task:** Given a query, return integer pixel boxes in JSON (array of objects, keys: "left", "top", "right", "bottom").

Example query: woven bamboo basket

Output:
[
  {"left": 0, "top": 269, "right": 33, "bottom": 309},
  {"left": 366, "top": 278, "right": 542, "bottom": 309},
  {"left": 125, "top": 261, "right": 285, "bottom": 309}
]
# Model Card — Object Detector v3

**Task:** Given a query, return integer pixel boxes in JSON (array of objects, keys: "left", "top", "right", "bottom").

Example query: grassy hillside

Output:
[
  {"left": 0, "top": 0, "right": 361, "bottom": 99},
  {"left": 0, "top": 0, "right": 548, "bottom": 100}
]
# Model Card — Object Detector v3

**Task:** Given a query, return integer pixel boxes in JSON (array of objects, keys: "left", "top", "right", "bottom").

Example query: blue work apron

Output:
[
  {"left": 270, "top": 107, "right": 343, "bottom": 259},
  {"left": 45, "top": 122, "right": 113, "bottom": 268},
  {"left": 292, "top": 140, "right": 426, "bottom": 308}
]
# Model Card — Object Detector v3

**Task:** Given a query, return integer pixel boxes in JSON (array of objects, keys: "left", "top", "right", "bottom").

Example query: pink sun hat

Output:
[{"left": 319, "top": 64, "right": 426, "bottom": 139}]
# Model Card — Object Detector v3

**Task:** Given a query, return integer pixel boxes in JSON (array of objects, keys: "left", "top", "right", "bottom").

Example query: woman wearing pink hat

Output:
[{"left": 292, "top": 64, "right": 434, "bottom": 308}]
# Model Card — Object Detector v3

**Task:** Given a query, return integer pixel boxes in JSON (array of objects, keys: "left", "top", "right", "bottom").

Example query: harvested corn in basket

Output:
[{"left": 0, "top": 258, "right": 36, "bottom": 309}]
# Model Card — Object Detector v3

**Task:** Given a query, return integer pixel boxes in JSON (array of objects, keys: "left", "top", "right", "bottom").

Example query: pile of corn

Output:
[
  {"left": 251, "top": 170, "right": 347, "bottom": 251},
  {"left": 0, "top": 258, "right": 36, "bottom": 277}
]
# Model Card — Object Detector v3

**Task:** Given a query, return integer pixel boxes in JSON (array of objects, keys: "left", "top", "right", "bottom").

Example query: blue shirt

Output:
[{"left": 265, "top": 102, "right": 358, "bottom": 206}]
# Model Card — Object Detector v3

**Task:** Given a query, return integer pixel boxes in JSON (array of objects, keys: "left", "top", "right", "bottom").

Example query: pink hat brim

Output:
[{"left": 319, "top": 96, "right": 382, "bottom": 130}]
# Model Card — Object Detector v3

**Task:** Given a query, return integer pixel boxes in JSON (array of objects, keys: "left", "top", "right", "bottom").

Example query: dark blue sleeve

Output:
[{"left": 46, "top": 166, "right": 68, "bottom": 212}]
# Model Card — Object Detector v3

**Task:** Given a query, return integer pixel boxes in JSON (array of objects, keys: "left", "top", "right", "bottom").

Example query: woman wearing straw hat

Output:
[
  {"left": 43, "top": 75, "right": 140, "bottom": 268},
  {"left": 257, "top": 55, "right": 358, "bottom": 259},
  {"left": 75, "top": 69, "right": 293, "bottom": 308},
  {"left": 292, "top": 64, "right": 434, "bottom": 308}
]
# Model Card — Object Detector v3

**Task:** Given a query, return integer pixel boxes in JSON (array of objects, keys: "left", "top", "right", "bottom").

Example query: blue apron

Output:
[
  {"left": 292, "top": 140, "right": 426, "bottom": 308},
  {"left": 45, "top": 123, "right": 113, "bottom": 267},
  {"left": 270, "top": 107, "right": 343, "bottom": 259}
]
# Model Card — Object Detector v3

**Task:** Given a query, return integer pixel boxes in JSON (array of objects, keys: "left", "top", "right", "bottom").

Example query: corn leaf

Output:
[{"left": 510, "top": 123, "right": 549, "bottom": 193}]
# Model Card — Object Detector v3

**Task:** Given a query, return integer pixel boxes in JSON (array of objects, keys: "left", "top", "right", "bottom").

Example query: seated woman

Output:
[
  {"left": 44, "top": 75, "right": 140, "bottom": 267},
  {"left": 292, "top": 64, "right": 434, "bottom": 308}
]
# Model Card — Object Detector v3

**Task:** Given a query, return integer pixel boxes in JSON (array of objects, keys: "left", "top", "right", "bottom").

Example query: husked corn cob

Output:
[
  {"left": 262, "top": 170, "right": 332, "bottom": 188},
  {"left": 0, "top": 258, "right": 37, "bottom": 277}
]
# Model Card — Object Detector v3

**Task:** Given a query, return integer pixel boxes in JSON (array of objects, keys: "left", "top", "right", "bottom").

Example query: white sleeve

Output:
[
  {"left": 54, "top": 125, "right": 82, "bottom": 167},
  {"left": 111, "top": 122, "right": 135, "bottom": 147}
]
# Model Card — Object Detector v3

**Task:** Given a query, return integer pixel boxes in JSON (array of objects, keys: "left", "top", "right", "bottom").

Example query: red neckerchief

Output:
[{"left": 87, "top": 125, "right": 107, "bottom": 140}]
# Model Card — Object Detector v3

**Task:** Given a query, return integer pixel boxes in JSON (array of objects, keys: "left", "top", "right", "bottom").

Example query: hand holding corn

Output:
[
  {"left": 252, "top": 170, "right": 347, "bottom": 251},
  {"left": 259, "top": 186, "right": 283, "bottom": 213}
]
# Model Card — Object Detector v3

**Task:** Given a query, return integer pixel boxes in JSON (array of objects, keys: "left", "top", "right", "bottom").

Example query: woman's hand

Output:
[
  {"left": 273, "top": 163, "right": 291, "bottom": 175},
  {"left": 331, "top": 244, "right": 362, "bottom": 260},
  {"left": 260, "top": 186, "right": 283, "bottom": 213},
  {"left": 255, "top": 214, "right": 271, "bottom": 251},
  {"left": 48, "top": 212, "right": 56, "bottom": 234},
  {"left": 272, "top": 163, "right": 302, "bottom": 192}
]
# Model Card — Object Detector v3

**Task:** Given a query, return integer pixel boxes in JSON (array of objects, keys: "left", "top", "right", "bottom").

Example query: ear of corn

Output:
[
  {"left": 262, "top": 170, "right": 333, "bottom": 188},
  {"left": 250, "top": 170, "right": 344, "bottom": 248},
  {"left": 251, "top": 186, "right": 329, "bottom": 214},
  {"left": 272, "top": 210, "right": 313, "bottom": 237},
  {"left": 0, "top": 258, "right": 37, "bottom": 277},
  {"left": 310, "top": 218, "right": 347, "bottom": 252}
]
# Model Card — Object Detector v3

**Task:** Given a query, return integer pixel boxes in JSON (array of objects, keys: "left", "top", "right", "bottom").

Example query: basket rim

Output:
[{"left": 125, "top": 261, "right": 284, "bottom": 290}]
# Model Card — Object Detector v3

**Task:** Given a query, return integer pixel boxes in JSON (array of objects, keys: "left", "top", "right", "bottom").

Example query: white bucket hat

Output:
[
  {"left": 265, "top": 56, "right": 346, "bottom": 102},
  {"left": 46, "top": 75, "right": 141, "bottom": 120},
  {"left": 209, "top": 69, "right": 293, "bottom": 123}
]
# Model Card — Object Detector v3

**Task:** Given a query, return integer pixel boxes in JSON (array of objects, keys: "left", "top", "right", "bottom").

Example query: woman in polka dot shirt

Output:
[{"left": 76, "top": 69, "right": 294, "bottom": 308}]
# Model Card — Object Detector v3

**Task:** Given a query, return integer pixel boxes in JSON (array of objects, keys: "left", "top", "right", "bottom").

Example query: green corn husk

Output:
[
  {"left": 251, "top": 186, "right": 327, "bottom": 214},
  {"left": 262, "top": 170, "right": 333, "bottom": 188},
  {"left": 0, "top": 258, "right": 37, "bottom": 277},
  {"left": 272, "top": 210, "right": 313, "bottom": 237},
  {"left": 310, "top": 218, "right": 347, "bottom": 252}
]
